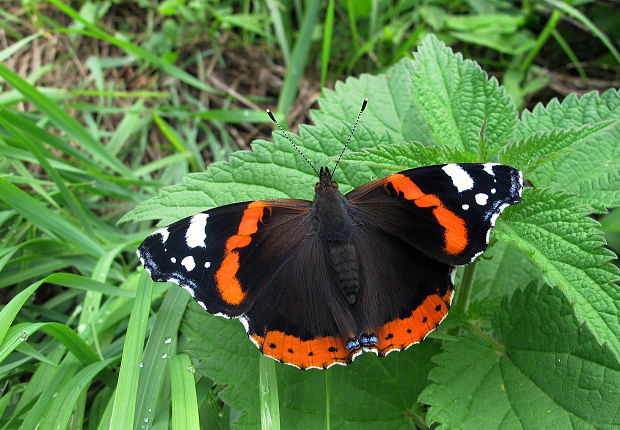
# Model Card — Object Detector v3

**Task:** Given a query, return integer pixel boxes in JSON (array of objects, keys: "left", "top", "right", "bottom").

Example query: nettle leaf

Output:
[
  {"left": 313, "top": 58, "right": 422, "bottom": 144},
  {"left": 516, "top": 89, "right": 620, "bottom": 210},
  {"left": 469, "top": 241, "right": 542, "bottom": 320},
  {"left": 500, "top": 119, "right": 618, "bottom": 173},
  {"left": 122, "top": 122, "right": 389, "bottom": 225},
  {"left": 420, "top": 284, "right": 620, "bottom": 429},
  {"left": 496, "top": 188, "right": 620, "bottom": 357},
  {"left": 340, "top": 142, "right": 477, "bottom": 178},
  {"left": 182, "top": 303, "right": 443, "bottom": 430},
  {"left": 410, "top": 34, "right": 517, "bottom": 153}
]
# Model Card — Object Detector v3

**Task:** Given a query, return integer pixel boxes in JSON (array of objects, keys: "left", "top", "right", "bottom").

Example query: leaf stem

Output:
[
  {"left": 453, "top": 260, "right": 478, "bottom": 317},
  {"left": 325, "top": 371, "right": 331, "bottom": 430}
]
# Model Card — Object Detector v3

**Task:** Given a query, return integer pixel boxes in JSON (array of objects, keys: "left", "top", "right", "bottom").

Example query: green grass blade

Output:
[
  {"left": 0, "top": 322, "right": 100, "bottom": 364},
  {"left": 259, "top": 356, "right": 280, "bottom": 430},
  {"left": 0, "top": 177, "right": 104, "bottom": 257},
  {"left": 170, "top": 354, "right": 200, "bottom": 430},
  {"left": 0, "top": 282, "right": 40, "bottom": 345},
  {"left": 545, "top": 0, "right": 620, "bottom": 65},
  {"left": 276, "top": 0, "right": 321, "bottom": 116},
  {"left": 47, "top": 0, "right": 219, "bottom": 94},
  {"left": 266, "top": 0, "right": 291, "bottom": 64},
  {"left": 321, "top": 0, "right": 335, "bottom": 88},
  {"left": 0, "top": 115, "right": 95, "bottom": 236},
  {"left": 38, "top": 358, "right": 117, "bottom": 430},
  {"left": 108, "top": 272, "right": 153, "bottom": 430},
  {"left": 135, "top": 287, "right": 190, "bottom": 428},
  {"left": 0, "top": 33, "right": 40, "bottom": 62},
  {"left": 0, "top": 64, "right": 134, "bottom": 178}
]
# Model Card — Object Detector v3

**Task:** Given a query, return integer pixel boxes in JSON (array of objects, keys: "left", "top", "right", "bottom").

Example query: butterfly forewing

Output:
[{"left": 346, "top": 163, "right": 523, "bottom": 266}]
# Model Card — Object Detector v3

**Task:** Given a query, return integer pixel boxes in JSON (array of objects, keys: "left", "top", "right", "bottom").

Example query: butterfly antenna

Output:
[
  {"left": 266, "top": 109, "right": 319, "bottom": 176},
  {"left": 331, "top": 98, "right": 368, "bottom": 177}
]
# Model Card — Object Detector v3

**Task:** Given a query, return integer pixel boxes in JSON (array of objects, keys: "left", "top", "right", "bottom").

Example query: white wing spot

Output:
[
  {"left": 154, "top": 227, "right": 170, "bottom": 243},
  {"left": 186, "top": 213, "right": 209, "bottom": 248},
  {"left": 204, "top": 261, "right": 211, "bottom": 268},
  {"left": 181, "top": 256, "right": 196, "bottom": 271},
  {"left": 475, "top": 193, "right": 488, "bottom": 205},
  {"left": 170, "top": 257, "right": 176, "bottom": 263},
  {"left": 491, "top": 188, "right": 496, "bottom": 194},
  {"left": 442, "top": 164, "right": 474, "bottom": 192},
  {"left": 462, "top": 204, "right": 469, "bottom": 210},
  {"left": 483, "top": 163, "right": 497, "bottom": 176}
]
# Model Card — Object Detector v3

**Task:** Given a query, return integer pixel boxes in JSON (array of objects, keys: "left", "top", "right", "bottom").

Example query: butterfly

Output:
[{"left": 137, "top": 100, "right": 523, "bottom": 369}]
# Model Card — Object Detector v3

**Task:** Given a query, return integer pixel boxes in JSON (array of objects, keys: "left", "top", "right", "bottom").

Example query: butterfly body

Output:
[{"left": 138, "top": 163, "right": 522, "bottom": 369}]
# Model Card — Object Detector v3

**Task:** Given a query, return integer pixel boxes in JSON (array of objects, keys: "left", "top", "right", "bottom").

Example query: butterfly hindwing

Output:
[
  {"left": 137, "top": 198, "right": 357, "bottom": 369},
  {"left": 346, "top": 163, "right": 523, "bottom": 266}
]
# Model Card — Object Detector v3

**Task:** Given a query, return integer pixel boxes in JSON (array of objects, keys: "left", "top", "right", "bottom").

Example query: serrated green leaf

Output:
[
  {"left": 496, "top": 188, "right": 620, "bottom": 357},
  {"left": 410, "top": 35, "right": 517, "bottom": 154},
  {"left": 420, "top": 284, "right": 620, "bottom": 429},
  {"left": 517, "top": 89, "right": 620, "bottom": 210},
  {"left": 340, "top": 142, "right": 477, "bottom": 179},
  {"left": 469, "top": 241, "right": 541, "bottom": 320},
  {"left": 500, "top": 119, "right": 619, "bottom": 173},
  {"left": 182, "top": 302, "right": 443, "bottom": 429},
  {"left": 121, "top": 122, "right": 390, "bottom": 224}
]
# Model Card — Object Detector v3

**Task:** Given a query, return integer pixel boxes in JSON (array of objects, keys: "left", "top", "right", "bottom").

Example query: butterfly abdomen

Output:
[{"left": 327, "top": 241, "right": 360, "bottom": 305}]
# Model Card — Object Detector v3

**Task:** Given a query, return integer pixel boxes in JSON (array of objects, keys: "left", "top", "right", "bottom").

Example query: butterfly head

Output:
[{"left": 315, "top": 166, "right": 339, "bottom": 193}]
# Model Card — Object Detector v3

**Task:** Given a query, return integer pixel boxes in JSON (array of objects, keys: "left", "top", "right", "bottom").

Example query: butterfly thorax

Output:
[{"left": 313, "top": 167, "right": 360, "bottom": 306}]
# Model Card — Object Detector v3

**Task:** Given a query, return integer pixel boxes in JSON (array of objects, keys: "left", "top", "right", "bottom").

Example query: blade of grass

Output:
[
  {"left": 39, "top": 357, "right": 117, "bottom": 430},
  {"left": 47, "top": 0, "right": 219, "bottom": 94},
  {"left": 0, "top": 115, "right": 95, "bottom": 236},
  {"left": 545, "top": 0, "right": 620, "bottom": 65},
  {"left": 108, "top": 272, "right": 153, "bottom": 430},
  {"left": 0, "top": 282, "right": 39, "bottom": 345},
  {"left": 0, "top": 64, "right": 134, "bottom": 178},
  {"left": 519, "top": 9, "right": 563, "bottom": 75},
  {"left": 259, "top": 355, "right": 280, "bottom": 430},
  {"left": 170, "top": 354, "right": 200, "bottom": 430},
  {"left": 276, "top": 0, "right": 321, "bottom": 117},
  {"left": 194, "top": 109, "right": 270, "bottom": 123},
  {"left": 0, "top": 33, "right": 40, "bottom": 62},
  {"left": 153, "top": 112, "right": 202, "bottom": 171},
  {"left": 321, "top": 0, "right": 335, "bottom": 88},
  {"left": 266, "top": 0, "right": 291, "bottom": 64},
  {"left": 0, "top": 177, "right": 104, "bottom": 257},
  {"left": 551, "top": 29, "right": 588, "bottom": 82},
  {"left": 0, "top": 322, "right": 100, "bottom": 364},
  {"left": 134, "top": 287, "right": 189, "bottom": 428}
]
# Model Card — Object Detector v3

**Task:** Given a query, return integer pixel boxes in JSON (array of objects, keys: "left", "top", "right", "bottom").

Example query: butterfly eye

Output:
[
  {"left": 314, "top": 183, "right": 320, "bottom": 191},
  {"left": 331, "top": 182, "right": 339, "bottom": 189}
]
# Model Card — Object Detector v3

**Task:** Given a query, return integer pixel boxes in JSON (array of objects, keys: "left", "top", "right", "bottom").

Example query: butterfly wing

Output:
[
  {"left": 345, "top": 163, "right": 522, "bottom": 353},
  {"left": 137, "top": 199, "right": 357, "bottom": 369},
  {"left": 346, "top": 163, "right": 523, "bottom": 266}
]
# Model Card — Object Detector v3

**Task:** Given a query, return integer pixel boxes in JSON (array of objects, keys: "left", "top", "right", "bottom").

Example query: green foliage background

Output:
[{"left": 0, "top": 4, "right": 619, "bottom": 427}]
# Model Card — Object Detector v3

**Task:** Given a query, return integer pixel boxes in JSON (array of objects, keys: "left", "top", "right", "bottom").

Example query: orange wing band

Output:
[
  {"left": 375, "top": 290, "right": 454, "bottom": 355},
  {"left": 387, "top": 174, "right": 468, "bottom": 255},
  {"left": 251, "top": 331, "right": 352, "bottom": 369},
  {"left": 215, "top": 201, "right": 270, "bottom": 305}
]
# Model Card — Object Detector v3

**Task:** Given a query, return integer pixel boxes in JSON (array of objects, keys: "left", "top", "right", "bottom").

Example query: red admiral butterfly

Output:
[{"left": 137, "top": 101, "right": 522, "bottom": 369}]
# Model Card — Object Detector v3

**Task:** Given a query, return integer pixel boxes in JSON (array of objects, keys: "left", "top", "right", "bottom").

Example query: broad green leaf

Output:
[
  {"left": 496, "top": 188, "right": 620, "bottom": 356},
  {"left": 500, "top": 119, "right": 619, "bottom": 173},
  {"left": 121, "top": 122, "right": 390, "bottom": 224},
  {"left": 420, "top": 284, "right": 620, "bottom": 429},
  {"left": 469, "top": 241, "right": 541, "bottom": 319},
  {"left": 182, "top": 302, "right": 443, "bottom": 429},
  {"left": 410, "top": 35, "right": 516, "bottom": 154},
  {"left": 516, "top": 89, "right": 620, "bottom": 210}
]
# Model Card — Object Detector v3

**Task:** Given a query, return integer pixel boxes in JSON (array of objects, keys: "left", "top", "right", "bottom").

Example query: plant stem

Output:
[{"left": 453, "top": 259, "right": 478, "bottom": 317}]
